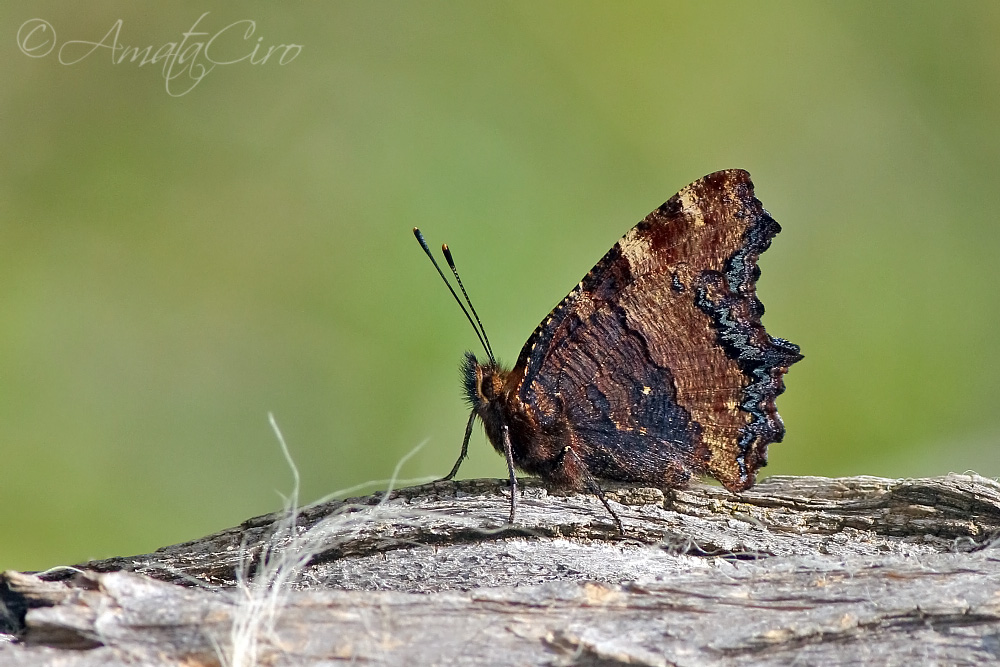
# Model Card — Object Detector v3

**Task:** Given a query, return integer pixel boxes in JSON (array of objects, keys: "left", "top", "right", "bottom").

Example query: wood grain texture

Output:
[{"left": 3, "top": 473, "right": 1000, "bottom": 665}]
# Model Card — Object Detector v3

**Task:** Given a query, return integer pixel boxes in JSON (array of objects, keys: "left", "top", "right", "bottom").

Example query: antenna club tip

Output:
[{"left": 442, "top": 243, "right": 450, "bottom": 252}]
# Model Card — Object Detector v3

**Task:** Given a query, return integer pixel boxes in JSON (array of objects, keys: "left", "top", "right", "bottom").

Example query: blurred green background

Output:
[{"left": 2, "top": 2, "right": 998, "bottom": 571}]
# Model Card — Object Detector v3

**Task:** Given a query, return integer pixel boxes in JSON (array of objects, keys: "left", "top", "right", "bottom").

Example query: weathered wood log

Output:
[{"left": 3, "top": 473, "right": 1000, "bottom": 665}]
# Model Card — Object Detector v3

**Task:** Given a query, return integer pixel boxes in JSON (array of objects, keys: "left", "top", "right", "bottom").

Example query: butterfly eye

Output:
[{"left": 479, "top": 374, "right": 495, "bottom": 400}]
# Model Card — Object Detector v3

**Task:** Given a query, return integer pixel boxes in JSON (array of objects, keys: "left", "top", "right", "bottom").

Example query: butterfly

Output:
[{"left": 414, "top": 169, "right": 802, "bottom": 533}]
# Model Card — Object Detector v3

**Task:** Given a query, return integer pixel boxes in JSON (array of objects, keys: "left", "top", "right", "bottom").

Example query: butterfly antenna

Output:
[
  {"left": 442, "top": 243, "right": 495, "bottom": 363},
  {"left": 413, "top": 228, "right": 495, "bottom": 364}
]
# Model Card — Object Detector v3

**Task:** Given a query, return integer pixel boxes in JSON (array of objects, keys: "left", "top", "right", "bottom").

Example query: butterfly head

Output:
[{"left": 461, "top": 351, "right": 511, "bottom": 412}]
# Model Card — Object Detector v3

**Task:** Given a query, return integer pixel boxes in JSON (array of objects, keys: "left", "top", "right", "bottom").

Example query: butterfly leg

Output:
[
  {"left": 438, "top": 410, "right": 477, "bottom": 482},
  {"left": 560, "top": 446, "right": 626, "bottom": 535},
  {"left": 501, "top": 423, "right": 519, "bottom": 525}
]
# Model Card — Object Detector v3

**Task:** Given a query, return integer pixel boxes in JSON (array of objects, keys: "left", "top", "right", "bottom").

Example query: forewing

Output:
[{"left": 513, "top": 170, "right": 802, "bottom": 492}]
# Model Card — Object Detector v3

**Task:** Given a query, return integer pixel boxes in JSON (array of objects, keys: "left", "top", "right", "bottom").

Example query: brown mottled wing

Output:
[{"left": 512, "top": 170, "right": 802, "bottom": 492}]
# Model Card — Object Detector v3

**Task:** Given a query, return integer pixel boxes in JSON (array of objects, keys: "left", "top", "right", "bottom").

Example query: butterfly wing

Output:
[{"left": 511, "top": 169, "right": 802, "bottom": 492}]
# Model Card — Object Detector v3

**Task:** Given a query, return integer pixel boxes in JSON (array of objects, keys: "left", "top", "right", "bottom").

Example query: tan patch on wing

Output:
[
  {"left": 618, "top": 226, "right": 653, "bottom": 270},
  {"left": 677, "top": 185, "right": 707, "bottom": 227}
]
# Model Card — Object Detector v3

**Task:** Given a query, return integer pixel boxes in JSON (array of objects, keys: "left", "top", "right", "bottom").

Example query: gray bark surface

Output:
[{"left": 3, "top": 473, "right": 1000, "bottom": 666}]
